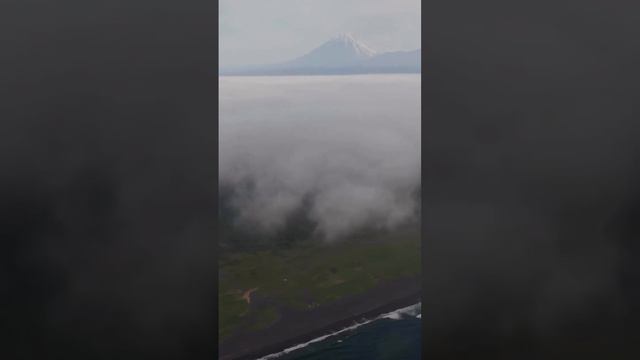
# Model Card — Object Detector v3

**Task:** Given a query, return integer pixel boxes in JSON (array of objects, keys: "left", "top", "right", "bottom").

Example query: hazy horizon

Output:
[{"left": 220, "top": 0, "right": 421, "bottom": 68}]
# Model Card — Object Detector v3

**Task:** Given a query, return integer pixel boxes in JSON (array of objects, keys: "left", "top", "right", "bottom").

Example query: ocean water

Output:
[
  {"left": 257, "top": 304, "right": 422, "bottom": 360},
  {"left": 220, "top": 75, "right": 421, "bottom": 360}
]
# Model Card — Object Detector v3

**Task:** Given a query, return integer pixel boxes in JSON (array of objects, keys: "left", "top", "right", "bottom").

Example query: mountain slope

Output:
[
  {"left": 362, "top": 49, "right": 420, "bottom": 69},
  {"left": 220, "top": 34, "right": 420, "bottom": 75},
  {"left": 285, "top": 33, "right": 377, "bottom": 68}
]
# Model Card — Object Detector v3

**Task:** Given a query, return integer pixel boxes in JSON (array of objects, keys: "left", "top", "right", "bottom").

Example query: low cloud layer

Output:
[{"left": 220, "top": 75, "right": 420, "bottom": 241}]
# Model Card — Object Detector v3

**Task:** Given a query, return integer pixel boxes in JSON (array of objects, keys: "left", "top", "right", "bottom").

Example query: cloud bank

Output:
[{"left": 220, "top": 75, "right": 420, "bottom": 242}]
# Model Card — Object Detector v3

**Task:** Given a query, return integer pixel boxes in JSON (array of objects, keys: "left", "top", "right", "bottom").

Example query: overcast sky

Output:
[{"left": 219, "top": 0, "right": 421, "bottom": 68}]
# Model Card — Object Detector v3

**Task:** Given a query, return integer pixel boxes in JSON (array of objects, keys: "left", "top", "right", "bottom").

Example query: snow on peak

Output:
[
  {"left": 220, "top": 34, "right": 420, "bottom": 75},
  {"left": 332, "top": 32, "right": 357, "bottom": 42},
  {"left": 327, "top": 33, "right": 377, "bottom": 57},
  {"left": 287, "top": 33, "right": 377, "bottom": 68}
]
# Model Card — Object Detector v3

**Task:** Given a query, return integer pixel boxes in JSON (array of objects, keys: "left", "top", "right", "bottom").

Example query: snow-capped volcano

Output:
[
  {"left": 285, "top": 33, "right": 377, "bottom": 68},
  {"left": 220, "top": 34, "right": 420, "bottom": 75}
]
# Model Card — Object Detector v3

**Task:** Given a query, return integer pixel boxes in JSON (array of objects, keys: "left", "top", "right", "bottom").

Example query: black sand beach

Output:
[{"left": 219, "top": 276, "right": 421, "bottom": 360}]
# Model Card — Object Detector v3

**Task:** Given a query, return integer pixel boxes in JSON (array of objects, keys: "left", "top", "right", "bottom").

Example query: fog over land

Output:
[{"left": 219, "top": 75, "right": 420, "bottom": 242}]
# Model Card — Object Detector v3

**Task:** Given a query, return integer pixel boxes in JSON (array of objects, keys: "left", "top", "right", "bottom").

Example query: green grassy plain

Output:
[{"left": 219, "top": 227, "right": 420, "bottom": 340}]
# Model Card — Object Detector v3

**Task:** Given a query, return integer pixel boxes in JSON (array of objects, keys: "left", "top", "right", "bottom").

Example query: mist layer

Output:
[{"left": 220, "top": 75, "right": 420, "bottom": 242}]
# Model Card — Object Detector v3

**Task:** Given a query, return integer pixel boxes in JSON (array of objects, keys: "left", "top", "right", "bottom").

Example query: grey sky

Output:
[{"left": 219, "top": 0, "right": 421, "bottom": 68}]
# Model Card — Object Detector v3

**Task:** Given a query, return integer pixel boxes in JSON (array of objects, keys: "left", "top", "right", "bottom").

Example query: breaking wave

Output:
[{"left": 256, "top": 302, "right": 421, "bottom": 359}]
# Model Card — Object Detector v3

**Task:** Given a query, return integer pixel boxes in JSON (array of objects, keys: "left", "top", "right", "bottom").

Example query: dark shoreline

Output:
[{"left": 220, "top": 276, "right": 421, "bottom": 360}]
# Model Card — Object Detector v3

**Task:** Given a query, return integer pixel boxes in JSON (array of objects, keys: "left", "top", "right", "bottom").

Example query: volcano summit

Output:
[{"left": 220, "top": 33, "right": 420, "bottom": 75}]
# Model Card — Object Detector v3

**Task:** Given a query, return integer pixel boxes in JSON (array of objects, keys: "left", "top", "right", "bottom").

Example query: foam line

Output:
[{"left": 255, "top": 302, "right": 421, "bottom": 359}]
